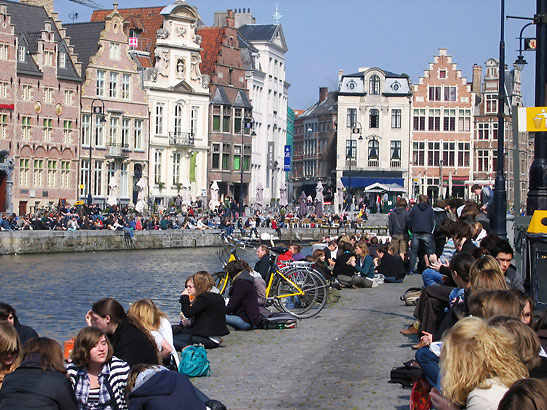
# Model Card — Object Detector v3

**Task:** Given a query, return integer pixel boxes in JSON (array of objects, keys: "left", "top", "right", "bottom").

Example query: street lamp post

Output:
[
  {"left": 491, "top": 0, "right": 508, "bottom": 238},
  {"left": 439, "top": 159, "right": 444, "bottom": 199},
  {"left": 348, "top": 122, "right": 363, "bottom": 211},
  {"left": 87, "top": 99, "right": 105, "bottom": 207},
  {"left": 240, "top": 116, "right": 255, "bottom": 216}
]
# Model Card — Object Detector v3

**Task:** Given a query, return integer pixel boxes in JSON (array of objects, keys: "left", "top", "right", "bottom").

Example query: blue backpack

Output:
[{"left": 178, "top": 344, "right": 211, "bottom": 377}]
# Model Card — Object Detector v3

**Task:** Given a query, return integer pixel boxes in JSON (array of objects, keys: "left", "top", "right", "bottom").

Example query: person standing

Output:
[
  {"left": 388, "top": 198, "right": 409, "bottom": 261},
  {"left": 408, "top": 195, "right": 435, "bottom": 275}
]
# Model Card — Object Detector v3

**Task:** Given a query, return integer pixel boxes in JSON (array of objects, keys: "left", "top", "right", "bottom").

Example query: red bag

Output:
[{"left": 410, "top": 377, "right": 432, "bottom": 410}]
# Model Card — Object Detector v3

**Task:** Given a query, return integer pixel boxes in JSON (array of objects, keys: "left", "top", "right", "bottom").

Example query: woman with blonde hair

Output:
[
  {"left": 127, "top": 299, "right": 179, "bottom": 369},
  {"left": 468, "top": 255, "right": 504, "bottom": 287},
  {"left": 0, "top": 321, "right": 20, "bottom": 390},
  {"left": 431, "top": 316, "right": 527, "bottom": 410}
]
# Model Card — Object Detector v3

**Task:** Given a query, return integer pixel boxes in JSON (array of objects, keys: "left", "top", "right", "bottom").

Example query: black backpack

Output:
[{"left": 389, "top": 360, "right": 423, "bottom": 388}]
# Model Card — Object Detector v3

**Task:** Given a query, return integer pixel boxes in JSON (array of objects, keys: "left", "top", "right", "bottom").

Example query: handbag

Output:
[
  {"left": 178, "top": 344, "right": 211, "bottom": 377},
  {"left": 409, "top": 377, "right": 432, "bottom": 410}
]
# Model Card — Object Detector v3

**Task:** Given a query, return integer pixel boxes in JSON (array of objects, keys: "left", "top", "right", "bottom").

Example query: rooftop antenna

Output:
[
  {"left": 273, "top": 2, "right": 282, "bottom": 24},
  {"left": 69, "top": 12, "right": 79, "bottom": 22}
]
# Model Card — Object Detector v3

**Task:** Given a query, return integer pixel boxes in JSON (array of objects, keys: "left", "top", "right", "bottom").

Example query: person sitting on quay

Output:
[
  {"left": 0, "top": 321, "right": 21, "bottom": 390},
  {"left": 254, "top": 245, "right": 271, "bottom": 283},
  {"left": 0, "top": 302, "right": 39, "bottom": 346},
  {"left": 374, "top": 245, "right": 406, "bottom": 283},
  {"left": 224, "top": 260, "right": 261, "bottom": 331}
]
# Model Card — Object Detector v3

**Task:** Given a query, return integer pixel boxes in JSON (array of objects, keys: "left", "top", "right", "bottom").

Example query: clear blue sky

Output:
[{"left": 56, "top": 0, "right": 537, "bottom": 110}]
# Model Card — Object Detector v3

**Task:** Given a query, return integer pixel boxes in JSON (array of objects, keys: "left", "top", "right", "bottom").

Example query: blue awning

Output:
[{"left": 342, "top": 177, "right": 404, "bottom": 188}]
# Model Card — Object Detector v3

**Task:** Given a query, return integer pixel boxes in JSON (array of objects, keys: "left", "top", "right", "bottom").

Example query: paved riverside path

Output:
[{"left": 192, "top": 274, "right": 423, "bottom": 410}]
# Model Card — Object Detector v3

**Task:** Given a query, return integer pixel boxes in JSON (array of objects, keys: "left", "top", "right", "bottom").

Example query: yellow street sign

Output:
[
  {"left": 79, "top": 184, "right": 84, "bottom": 189},
  {"left": 518, "top": 107, "right": 547, "bottom": 132}
]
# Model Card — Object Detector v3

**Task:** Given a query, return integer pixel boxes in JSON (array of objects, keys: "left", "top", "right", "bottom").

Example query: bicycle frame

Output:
[{"left": 265, "top": 267, "right": 304, "bottom": 299}]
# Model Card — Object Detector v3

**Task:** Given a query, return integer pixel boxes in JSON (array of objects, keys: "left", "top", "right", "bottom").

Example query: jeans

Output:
[
  {"left": 415, "top": 347, "right": 441, "bottom": 390},
  {"left": 225, "top": 314, "right": 251, "bottom": 330},
  {"left": 409, "top": 233, "right": 434, "bottom": 273},
  {"left": 384, "top": 276, "right": 404, "bottom": 283},
  {"left": 422, "top": 268, "right": 444, "bottom": 287}
]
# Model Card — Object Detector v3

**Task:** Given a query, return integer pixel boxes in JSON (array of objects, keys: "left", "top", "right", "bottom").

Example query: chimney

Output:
[
  {"left": 319, "top": 87, "right": 328, "bottom": 102},
  {"left": 472, "top": 64, "right": 482, "bottom": 93},
  {"left": 226, "top": 9, "right": 235, "bottom": 28},
  {"left": 338, "top": 69, "right": 344, "bottom": 83}
]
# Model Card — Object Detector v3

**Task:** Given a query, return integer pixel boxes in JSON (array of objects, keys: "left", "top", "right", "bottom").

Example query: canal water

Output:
[{"left": 0, "top": 246, "right": 256, "bottom": 343}]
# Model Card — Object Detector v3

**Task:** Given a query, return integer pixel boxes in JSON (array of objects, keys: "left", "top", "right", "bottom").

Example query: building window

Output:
[
  {"left": 428, "top": 86, "right": 441, "bottom": 101},
  {"left": 109, "top": 117, "right": 119, "bottom": 144},
  {"left": 486, "top": 94, "right": 497, "bottom": 113},
  {"left": 154, "top": 150, "right": 163, "bottom": 184},
  {"left": 95, "top": 119, "right": 105, "bottom": 147},
  {"left": 19, "top": 158, "right": 30, "bottom": 186},
  {"left": 59, "top": 52, "right": 66, "bottom": 68},
  {"left": 120, "top": 163, "right": 128, "bottom": 197},
  {"left": 93, "top": 160, "right": 103, "bottom": 197},
  {"left": 443, "top": 109, "right": 456, "bottom": 131},
  {"left": 64, "top": 90, "right": 73, "bottom": 105},
  {"left": 346, "top": 139, "right": 357, "bottom": 160},
  {"left": 347, "top": 108, "right": 357, "bottom": 128},
  {"left": 21, "top": 116, "right": 31, "bottom": 140},
  {"left": 96, "top": 70, "right": 105, "bottom": 97},
  {"left": 44, "top": 51, "right": 54, "bottom": 66},
  {"left": 33, "top": 159, "right": 43, "bottom": 187},
  {"left": 439, "top": 69, "right": 447, "bottom": 79},
  {"left": 413, "top": 108, "right": 426, "bottom": 131},
  {"left": 122, "top": 74, "right": 130, "bottom": 99},
  {"left": 44, "top": 87, "right": 54, "bottom": 103},
  {"left": 173, "top": 152, "right": 181, "bottom": 185},
  {"left": 369, "top": 109, "right": 379, "bottom": 128},
  {"left": 0, "top": 114, "right": 6, "bottom": 139},
  {"left": 18, "top": 46, "right": 25, "bottom": 62},
  {"left": 492, "top": 123, "right": 498, "bottom": 140},
  {"left": 233, "top": 145, "right": 241, "bottom": 170},
  {"left": 391, "top": 140, "right": 401, "bottom": 161},
  {"left": 63, "top": 120, "right": 72, "bottom": 144},
  {"left": 109, "top": 72, "right": 118, "bottom": 98},
  {"left": 223, "top": 106, "right": 231, "bottom": 133},
  {"left": 477, "top": 149, "right": 489, "bottom": 172},
  {"left": 458, "top": 109, "right": 471, "bottom": 132},
  {"left": 444, "top": 86, "right": 456, "bottom": 101},
  {"left": 212, "top": 143, "right": 220, "bottom": 169},
  {"left": 234, "top": 108, "right": 242, "bottom": 133},
  {"left": 134, "top": 119, "right": 143, "bottom": 150},
  {"left": 110, "top": 43, "right": 120, "bottom": 60},
  {"left": 80, "top": 160, "right": 89, "bottom": 197},
  {"left": 477, "top": 122, "right": 488, "bottom": 140},
  {"left": 82, "top": 114, "right": 91, "bottom": 146},
  {"left": 212, "top": 105, "right": 221, "bottom": 132},
  {"left": 42, "top": 118, "right": 53, "bottom": 141},
  {"left": 428, "top": 142, "right": 440, "bottom": 166},
  {"left": 428, "top": 109, "right": 441, "bottom": 131},
  {"left": 368, "top": 139, "right": 379, "bottom": 160},
  {"left": 191, "top": 106, "right": 198, "bottom": 137},
  {"left": 121, "top": 118, "right": 130, "bottom": 147},
  {"left": 458, "top": 142, "right": 470, "bottom": 167},
  {"left": 0, "top": 81, "right": 7, "bottom": 99},
  {"left": 391, "top": 109, "right": 401, "bottom": 128},
  {"left": 442, "top": 142, "right": 455, "bottom": 166},
  {"left": 174, "top": 104, "right": 183, "bottom": 136},
  {"left": 222, "top": 143, "right": 230, "bottom": 170},
  {"left": 61, "top": 161, "right": 70, "bottom": 187},
  {"left": 244, "top": 145, "right": 251, "bottom": 171},
  {"left": 369, "top": 75, "right": 380, "bottom": 95},
  {"left": 0, "top": 43, "right": 8, "bottom": 60},
  {"left": 22, "top": 84, "right": 32, "bottom": 101},
  {"left": 413, "top": 141, "right": 425, "bottom": 166},
  {"left": 155, "top": 103, "right": 164, "bottom": 135}
]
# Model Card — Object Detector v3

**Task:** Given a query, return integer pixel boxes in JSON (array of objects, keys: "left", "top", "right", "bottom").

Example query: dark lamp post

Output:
[
  {"left": 239, "top": 116, "right": 255, "bottom": 216},
  {"left": 348, "top": 122, "right": 363, "bottom": 211}
]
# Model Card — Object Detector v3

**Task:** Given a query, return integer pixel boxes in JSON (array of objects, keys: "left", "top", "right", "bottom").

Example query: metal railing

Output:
[{"left": 169, "top": 132, "right": 194, "bottom": 147}]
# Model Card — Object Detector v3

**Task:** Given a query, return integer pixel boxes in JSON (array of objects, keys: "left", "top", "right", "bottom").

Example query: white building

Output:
[
  {"left": 143, "top": 2, "right": 210, "bottom": 205},
  {"left": 216, "top": 9, "right": 289, "bottom": 206},
  {"left": 337, "top": 67, "right": 412, "bottom": 210}
]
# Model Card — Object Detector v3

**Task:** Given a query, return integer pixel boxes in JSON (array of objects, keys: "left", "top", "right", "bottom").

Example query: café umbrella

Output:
[
  {"left": 299, "top": 191, "right": 307, "bottom": 217},
  {"left": 315, "top": 181, "right": 324, "bottom": 218},
  {"left": 279, "top": 184, "right": 288, "bottom": 207}
]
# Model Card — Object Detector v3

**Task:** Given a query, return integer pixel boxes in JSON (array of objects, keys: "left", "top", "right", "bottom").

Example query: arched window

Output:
[
  {"left": 368, "top": 139, "right": 379, "bottom": 160},
  {"left": 369, "top": 75, "right": 380, "bottom": 95},
  {"left": 174, "top": 104, "right": 183, "bottom": 136}
]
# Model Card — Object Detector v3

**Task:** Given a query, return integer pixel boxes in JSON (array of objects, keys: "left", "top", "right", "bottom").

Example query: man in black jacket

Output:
[
  {"left": 388, "top": 198, "right": 409, "bottom": 260},
  {"left": 254, "top": 245, "right": 271, "bottom": 282},
  {"left": 375, "top": 245, "right": 406, "bottom": 283},
  {"left": 408, "top": 195, "right": 435, "bottom": 275}
]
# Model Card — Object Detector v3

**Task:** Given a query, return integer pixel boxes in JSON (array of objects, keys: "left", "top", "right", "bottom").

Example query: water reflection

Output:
[{"left": 0, "top": 247, "right": 254, "bottom": 343}]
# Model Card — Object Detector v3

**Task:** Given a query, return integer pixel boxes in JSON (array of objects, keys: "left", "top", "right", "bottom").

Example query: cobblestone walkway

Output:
[{"left": 192, "top": 274, "right": 423, "bottom": 409}]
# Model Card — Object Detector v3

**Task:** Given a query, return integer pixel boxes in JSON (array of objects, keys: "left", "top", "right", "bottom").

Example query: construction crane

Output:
[{"left": 67, "top": 0, "right": 104, "bottom": 10}]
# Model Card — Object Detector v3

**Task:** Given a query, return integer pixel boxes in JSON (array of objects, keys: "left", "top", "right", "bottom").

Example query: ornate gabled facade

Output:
[
  {"left": 471, "top": 59, "right": 532, "bottom": 211},
  {"left": 0, "top": 1, "right": 81, "bottom": 215},
  {"left": 198, "top": 10, "right": 253, "bottom": 204},
  {"left": 142, "top": 1, "right": 210, "bottom": 204},
  {"left": 337, "top": 66, "right": 412, "bottom": 210},
  {"left": 411, "top": 49, "right": 474, "bottom": 200},
  {"left": 66, "top": 6, "right": 149, "bottom": 207}
]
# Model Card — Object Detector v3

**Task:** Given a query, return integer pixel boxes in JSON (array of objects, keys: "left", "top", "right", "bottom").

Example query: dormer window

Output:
[
  {"left": 369, "top": 75, "right": 380, "bottom": 95},
  {"left": 18, "top": 46, "right": 25, "bottom": 62},
  {"left": 59, "top": 52, "right": 66, "bottom": 68}
]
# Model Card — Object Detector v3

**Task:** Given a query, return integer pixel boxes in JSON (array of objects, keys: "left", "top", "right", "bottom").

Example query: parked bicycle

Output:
[{"left": 214, "top": 233, "right": 328, "bottom": 318}]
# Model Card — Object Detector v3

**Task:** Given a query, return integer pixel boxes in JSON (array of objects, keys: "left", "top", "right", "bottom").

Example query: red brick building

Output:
[{"left": 411, "top": 49, "right": 474, "bottom": 200}]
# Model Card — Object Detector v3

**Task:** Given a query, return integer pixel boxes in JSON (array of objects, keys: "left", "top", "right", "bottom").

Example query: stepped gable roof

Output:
[
  {"left": 300, "top": 91, "right": 337, "bottom": 118},
  {"left": 197, "top": 26, "right": 223, "bottom": 75},
  {"left": 91, "top": 6, "right": 165, "bottom": 68},
  {"left": 3, "top": 0, "right": 80, "bottom": 81},
  {"left": 212, "top": 86, "right": 231, "bottom": 105},
  {"left": 238, "top": 24, "right": 277, "bottom": 42},
  {"left": 64, "top": 21, "right": 104, "bottom": 77},
  {"left": 233, "top": 89, "right": 252, "bottom": 108}
]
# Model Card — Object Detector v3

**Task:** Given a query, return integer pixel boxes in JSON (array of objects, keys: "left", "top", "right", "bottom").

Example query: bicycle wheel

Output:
[
  {"left": 211, "top": 271, "right": 231, "bottom": 295},
  {"left": 275, "top": 267, "right": 328, "bottom": 319}
]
